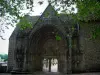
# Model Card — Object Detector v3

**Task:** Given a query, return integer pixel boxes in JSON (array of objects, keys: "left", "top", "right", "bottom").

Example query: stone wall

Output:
[
  {"left": 7, "top": 26, "right": 21, "bottom": 72},
  {"left": 79, "top": 22, "right": 100, "bottom": 72},
  {"left": 7, "top": 35, "right": 16, "bottom": 72}
]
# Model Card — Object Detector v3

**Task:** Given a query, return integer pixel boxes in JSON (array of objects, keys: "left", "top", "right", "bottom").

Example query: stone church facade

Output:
[{"left": 7, "top": 4, "right": 100, "bottom": 74}]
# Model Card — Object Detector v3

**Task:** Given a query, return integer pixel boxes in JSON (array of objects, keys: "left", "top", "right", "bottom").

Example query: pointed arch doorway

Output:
[{"left": 28, "top": 26, "right": 68, "bottom": 73}]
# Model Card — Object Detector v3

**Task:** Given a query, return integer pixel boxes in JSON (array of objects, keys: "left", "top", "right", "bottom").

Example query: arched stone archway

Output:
[
  {"left": 8, "top": 4, "right": 81, "bottom": 74},
  {"left": 26, "top": 26, "right": 69, "bottom": 73}
]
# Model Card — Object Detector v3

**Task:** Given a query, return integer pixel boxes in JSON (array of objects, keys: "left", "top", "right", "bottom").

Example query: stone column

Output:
[
  {"left": 12, "top": 49, "right": 20, "bottom": 72},
  {"left": 33, "top": 55, "right": 42, "bottom": 72},
  {"left": 67, "top": 34, "right": 72, "bottom": 74},
  {"left": 22, "top": 37, "right": 29, "bottom": 72},
  {"left": 22, "top": 49, "right": 27, "bottom": 72},
  {"left": 49, "top": 58, "right": 51, "bottom": 72},
  {"left": 12, "top": 38, "right": 22, "bottom": 72},
  {"left": 63, "top": 55, "right": 67, "bottom": 73}
]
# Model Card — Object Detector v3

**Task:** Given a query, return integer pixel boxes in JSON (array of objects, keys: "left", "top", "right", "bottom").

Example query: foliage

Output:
[
  {"left": 0, "top": 0, "right": 33, "bottom": 17},
  {"left": 17, "top": 16, "right": 32, "bottom": 30},
  {"left": 0, "top": 54, "right": 8, "bottom": 61},
  {"left": 0, "top": 0, "right": 99, "bottom": 22},
  {"left": 92, "top": 25, "right": 100, "bottom": 39},
  {"left": 49, "top": 0, "right": 100, "bottom": 39},
  {"left": 0, "top": 0, "right": 100, "bottom": 39},
  {"left": 55, "top": 35, "right": 61, "bottom": 41},
  {"left": 76, "top": 0, "right": 100, "bottom": 21},
  {"left": 49, "top": 0, "right": 100, "bottom": 21},
  {"left": 0, "top": 0, "right": 34, "bottom": 39}
]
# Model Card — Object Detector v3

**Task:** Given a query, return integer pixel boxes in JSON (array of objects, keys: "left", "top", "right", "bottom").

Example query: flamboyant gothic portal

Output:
[
  {"left": 27, "top": 26, "right": 68, "bottom": 73},
  {"left": 8, "top": 4, "right": 81, "bottom": 74},
  {"left": 8, "top": 3, "right": 100, "bottom": 74}
]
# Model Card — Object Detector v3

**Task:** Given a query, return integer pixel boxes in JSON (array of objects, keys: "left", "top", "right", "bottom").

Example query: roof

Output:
[
  {"left": 24, "top": 15, "right": 40, "bottom": 26},
  {"left": 9, "top": 3, "right": 73, "bottom": 39},
  {"left": 9, "top": 15, "right": 40, "bottom": 39}
]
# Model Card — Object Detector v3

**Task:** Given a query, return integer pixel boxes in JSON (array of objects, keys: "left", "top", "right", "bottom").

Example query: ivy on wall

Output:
[
  {"left": 17, "top": 17, "right": 32, "bottom": 30},
  {"left": 92, "top": 26, "right": 100, "bottom": 39},
  {"left": 55, "top": 35, "right": 62, "bottom": 41}
]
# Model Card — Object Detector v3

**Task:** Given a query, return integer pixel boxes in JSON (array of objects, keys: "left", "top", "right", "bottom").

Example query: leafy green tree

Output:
[
  {"left": 0, "top": 0, "right": 100, "bottom": 39},
  {"left": 0, "top": 0, "right": 33, "bottom": 17},
  {"left": 3, "top": 54, "right": 8, "bottom": 61},
  {"left": 49, "top": 0, "right": 100, "bottom": 21},
  {"left": 0, "top": 54, "right": 4, "bottom": 59},
  {"left": 0, "top": 0, "right": 34, "bottom": 39},
  {"left": 0, "top": 0, "right": 99, "bottom": 24},
  {"left": 0, "top": 54, "right": 8, "bottom": 61},
  {"left": 49, "top": 0, "right": 100, "bottom": 39}
]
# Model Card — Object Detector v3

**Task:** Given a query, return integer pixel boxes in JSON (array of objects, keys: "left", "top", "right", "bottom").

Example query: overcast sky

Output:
[
  {"left": 0, "top": 0, "right": 77, "bottom": 54},
  {"left": 0, "top": 0, "right": 48, "bottom": 54}
]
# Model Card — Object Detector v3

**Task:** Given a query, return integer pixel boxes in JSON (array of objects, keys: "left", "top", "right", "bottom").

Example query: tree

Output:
[
  {"left": 0, "top": 0, "right": 100, "bottom": 39},
  {"left": 49, "top": 0, "right": 100, "bottom": 21},
  {"left": 0, "top": 0, "right": 34, "bottom": 39},
  {"left": 3, "top": 54, "right": 8, "bottom": 62},
  {"left": 49, "top": 0, "right": 100, "bottom": 39},
  {"left": 0, "top": 54, "right": 8, "bottom": 61}
]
